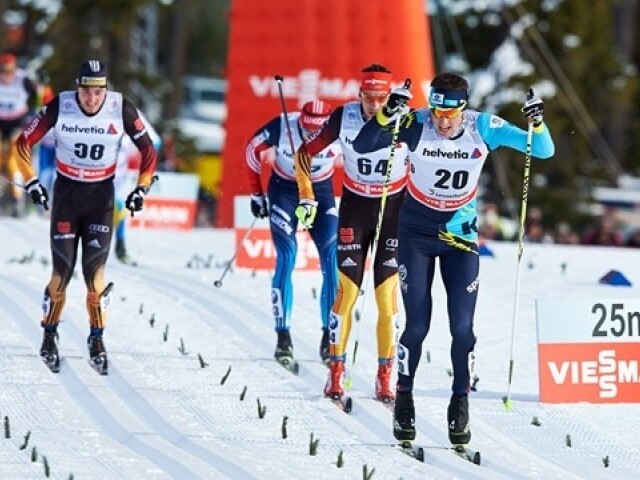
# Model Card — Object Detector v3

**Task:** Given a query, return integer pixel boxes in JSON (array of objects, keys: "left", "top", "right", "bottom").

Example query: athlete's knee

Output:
[
  {"left": 41, "top": 286, "right": 66, "bottom": 327},
  {"left": 374, "top": 275, "right": 399, "bottom": 317},
  {"left": 450, "top": 319, "right": 475, "bottom": 348},
  {"left": 87, "top": 282, "right": 113, "bottom": 329},
  {"left": 84, "top": 263, "right": 107, "bottom": 293}
]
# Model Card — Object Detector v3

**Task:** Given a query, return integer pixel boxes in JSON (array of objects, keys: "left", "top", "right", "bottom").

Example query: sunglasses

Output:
[
  {"left": 430, "top": 106, "right": 464, "bottom": 119},
  {"left": 360, "top": 91, "right": 389, "bottom": 102}
]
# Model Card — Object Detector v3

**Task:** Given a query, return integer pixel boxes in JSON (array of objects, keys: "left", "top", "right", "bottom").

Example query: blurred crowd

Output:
[{"left": 479, "top": 202, "right": 640, "bottom": 248}]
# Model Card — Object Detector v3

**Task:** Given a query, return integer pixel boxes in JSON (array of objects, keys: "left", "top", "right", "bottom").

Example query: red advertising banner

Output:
[
  {"left": 130, "top": 198, "right": 197, "bottom": 230},
  {"left": 235, "top": 228, "right": 320, "bottom": 270},
  {"left": 538, "top": 343, "right": 640, "bottom": 403},
  {"left": 536, "top": 298, "right": 640, "bottom": 403},
  {"left": 219, "top": 0, "right": 435, "bottom": 227}
]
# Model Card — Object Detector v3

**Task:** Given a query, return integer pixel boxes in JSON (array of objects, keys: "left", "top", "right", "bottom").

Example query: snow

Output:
[{"left": 1, "top": 216, "right": 640, "bottom": 479}]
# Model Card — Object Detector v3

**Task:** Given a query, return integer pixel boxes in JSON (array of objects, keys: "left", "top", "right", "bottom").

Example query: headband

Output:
[
  {"left": 429, "top": 88, "right": 468, "bottom": 108},
  {"left": 360, "top": 71, "right": 392, "bottom": 92}
]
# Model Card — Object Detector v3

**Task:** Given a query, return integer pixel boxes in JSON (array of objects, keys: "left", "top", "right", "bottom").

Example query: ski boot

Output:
[
  {"left": 40, "top": 330, "right": 60, "bottom": 373},
  {"left": 88, "top": 335, "right": 109, "bottom": 375},
  {"left": 447, "top": 393, "right": 471, "bottom": 446},
  {"left": 393, "top": 390, "right": 416, "bottom": 442},
  {"left": 375, "top": 359, "right": 395, "bottom": 403},
  {"left": 319, "top": 328, "right": 330, "bottom": 364},
  {"left": 274, "top": 330, "right": 295, "bottom": 366},
  {"left": 324, "top": 359, "right": 345, "bottom": 399}
]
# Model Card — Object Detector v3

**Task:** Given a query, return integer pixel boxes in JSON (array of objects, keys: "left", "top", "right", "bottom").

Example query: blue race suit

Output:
[
  {"left": 354, "top": 108, "right": 555, "bottom": 394},
  {"left": 246, "top": 113, "right": 341, "bottom": 333}
]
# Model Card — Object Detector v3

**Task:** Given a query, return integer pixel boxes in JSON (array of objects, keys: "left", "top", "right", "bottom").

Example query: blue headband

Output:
[{"left": 429, "top": 88, "right": 468, "bottom": 108}]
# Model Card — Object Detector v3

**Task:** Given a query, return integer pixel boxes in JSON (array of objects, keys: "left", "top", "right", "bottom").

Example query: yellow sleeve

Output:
[{"left": 295, "top": 148, "right": 315, "bottom": 201}]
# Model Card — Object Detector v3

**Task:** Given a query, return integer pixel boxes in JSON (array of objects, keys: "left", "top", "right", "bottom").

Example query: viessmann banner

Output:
[
  {"left": 218, "top": 0, "right": 435, "bottom": 227},
  {"left": 233, "top": 196, "right": 321, "bottom": 270},
  {"left": 536, "top": 298, "right": 640, "bottom": 403}
]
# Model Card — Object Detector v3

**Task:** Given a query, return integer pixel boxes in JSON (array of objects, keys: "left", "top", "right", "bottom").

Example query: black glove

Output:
[
  {"left": 250, "top": 194, "right": 268, "bottom": 219},
  {"left": 125, "top": 185, "right": 149, "bottom": 216},
  {"left": 522, "top": 88, "right": 544, "bottom": 127},
  {"left": 25, "top": 178, "right": 49, "bottom": 210},
  {"left": 381, "top": 86, "right": 413, "bottom": 119}
]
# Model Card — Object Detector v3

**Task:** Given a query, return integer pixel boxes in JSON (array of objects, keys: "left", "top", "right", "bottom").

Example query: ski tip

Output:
[
  {"left": 343, "top": 396, "right": 353, "bottom": 413},
  {"left": 502, "top": 395, "right": 514, "bottom": 411}
]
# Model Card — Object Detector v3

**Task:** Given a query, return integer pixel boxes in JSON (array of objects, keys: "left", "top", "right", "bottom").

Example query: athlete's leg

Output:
[
  {"left": 113, "top": 197, "right": 128, "bottom": 259},
  {"left": 328, "top": 191, "right": 368, "bottom": 360},
  {"left": 308, "top": 183, "right": 338, "bottom": 330},
  {"left": 79, "top": 182, "right": 115, "bottom": 335},
  {"left": 440, "top": 251, "right": 479, "bottom": 394},
  {"left": 42, "top": 179, "right": 81, "bottom": 331},
  {"left": 267, "top": 176, "right": 298, "bottom": 333},
  {"left": 395, "top": 215, "right": 439, "bottom": 393},
  {"left": 372, "top": 192, "right": 403, "bottom": 361}
]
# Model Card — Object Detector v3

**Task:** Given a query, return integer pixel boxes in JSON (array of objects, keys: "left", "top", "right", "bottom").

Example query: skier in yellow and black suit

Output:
[{"left": 295, "top": 64, "right": 409, "bottom": 403}]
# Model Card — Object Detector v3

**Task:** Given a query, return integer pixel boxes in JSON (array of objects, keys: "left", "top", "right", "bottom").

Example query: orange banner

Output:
[
  {"left": 235, "top": 228, "right": 320, "bottom": 270},
  {"left": 219, "top": 0, "right": 435, "bottom": 227},
  {"left": 538, "top": 342, "right": 640, "bottom": 403},
  {"left": 129, "top": 198, "right": 197, "bottom": 230}
]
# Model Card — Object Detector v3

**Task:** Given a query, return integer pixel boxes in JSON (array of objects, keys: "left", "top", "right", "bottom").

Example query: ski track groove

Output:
[
  {"left": 1, "top": 276, "right": 253, "bottom": 480},
  {"left": 123, "top": 260, "right": 531, "bottom": 479},
  {"left": 4, "top": 219, "right": 636, "bottom": 478},
  {"left": 132, "top": 260, "right": 626, "bottom": 480}
]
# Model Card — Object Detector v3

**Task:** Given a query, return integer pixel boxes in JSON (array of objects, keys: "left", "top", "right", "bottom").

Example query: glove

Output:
[
  {"left": 250, "top": 194, "right": 268, "bottom": 219},
  {"left": 295, "top": 198, "right": 318, "bottom": 229},
  {"left": 522, "top": 88, "right": 544, "bottom": 127},
  {"left": 125, "top": 185, "right": 149, "bottom": 216},
  {"left": 25, "top": 178, "right": 49, "bottom": 210},
  {"left": 381, "top": 86, "right": 413, "bottom": 119}
]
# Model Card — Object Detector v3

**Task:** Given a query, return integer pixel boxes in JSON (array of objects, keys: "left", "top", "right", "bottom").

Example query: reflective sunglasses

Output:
[{"left": 430, "top": 106, "right": 464, "bottom": 119}]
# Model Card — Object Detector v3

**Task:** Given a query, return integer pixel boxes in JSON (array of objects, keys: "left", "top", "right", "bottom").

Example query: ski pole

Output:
[
  {"left": 347, "top": 79, "right": 411, "bottom": 387},
  {"left": 213, "top": 216, "right": 258, "bottom": 288},
  {"left": 503, "top": 89, "right": 535, "bottom": 411},
  {"left": 274, "top": 75, "right": 298, "bottom": 161}
]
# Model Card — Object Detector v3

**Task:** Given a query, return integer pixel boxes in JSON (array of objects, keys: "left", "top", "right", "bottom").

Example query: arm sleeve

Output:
[
  {"left": 14, "top": 96, "right": 59, "bottom": 183},
  {"left": 353, "top": 110, "right": 421, "bottom": 153},
  {"left": 476, "top": 112, "right": 555, "bottom": 159},
  {"left": 123, "top": 98, "right": 158, "bottom": 188},
  {"left": 245, "top": 117, "right": 281, "bottom": 194},
  {"left": 295, "top": 109, "right": 342, "bottom": 201}
]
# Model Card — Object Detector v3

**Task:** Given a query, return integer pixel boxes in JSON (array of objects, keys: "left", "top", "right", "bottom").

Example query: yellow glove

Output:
[{"left": 295, "top": 199, "right": 318, "bottom": 229}]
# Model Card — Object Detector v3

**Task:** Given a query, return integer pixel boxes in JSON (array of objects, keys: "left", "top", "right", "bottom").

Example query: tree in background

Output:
[{"left": 433, "top": 0, "right": 639, "bottom": 232}]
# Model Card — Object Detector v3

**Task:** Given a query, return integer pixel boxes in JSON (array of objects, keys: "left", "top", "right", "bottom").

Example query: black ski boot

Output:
[
  {"left": 40, "top": 330, "right": 60, "bottom": 373},
  {"left": 319, "top": 328, "right": 330, "bottom": 364},
  {"left": 274, "top": 331, "right": 293, "bottom": 362},
  {"left": 88, "top": 335, "right": 109, "bottom": 375},
  {"left": 447, "top": 393, "right": 471, "bottom": 446},
  {"left": 393, "top": 391, "right": 416, "bottom": 442}
]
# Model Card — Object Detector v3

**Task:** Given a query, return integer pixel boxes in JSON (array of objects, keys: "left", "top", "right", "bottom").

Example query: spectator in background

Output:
[
  {"left": 478, "top": 202, "right": 507, "bottom": 241},
  {"left": 0, "top": 53, "right": 37, "bottom": 217},
  {"left": 525, "top": 206, "right": 553, "bottom": 243},
  {"left": 554, "top": 221, "right": 580, "bottom": 245},
  {"left": 113, "top": 109, "right": 161, "bottom": 264},
  {"left": 582, "top": 215, "right": 624, "bottom": 246},
  {"left": 625, "top": 229, "right": 640, "bottom": 248}
]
